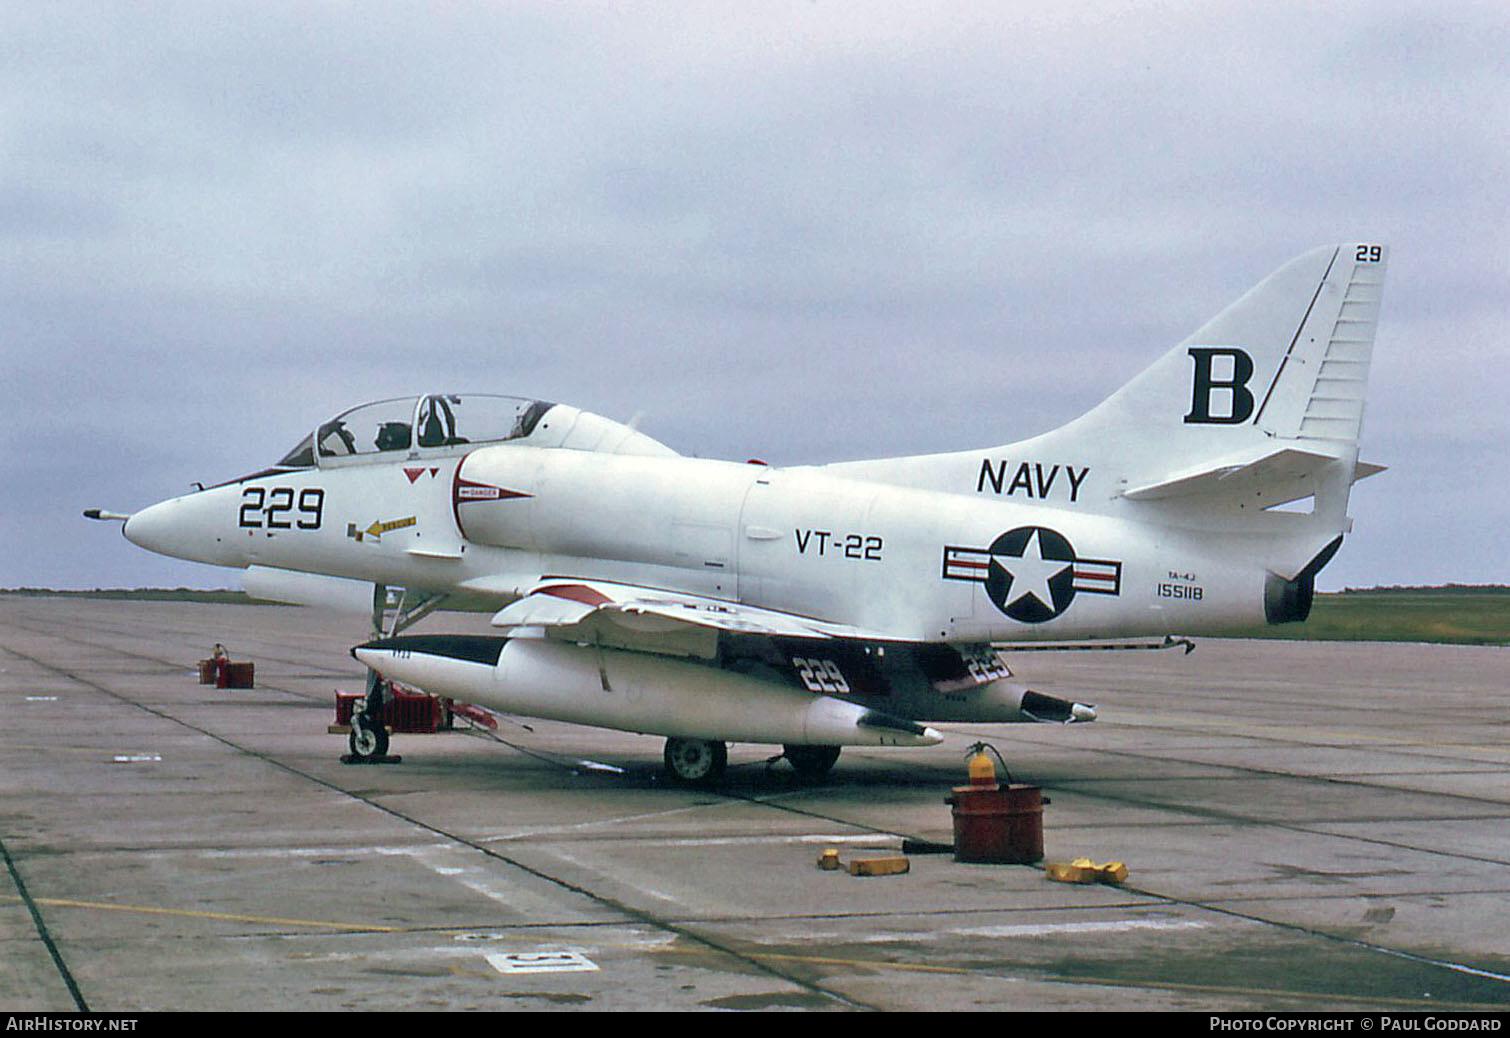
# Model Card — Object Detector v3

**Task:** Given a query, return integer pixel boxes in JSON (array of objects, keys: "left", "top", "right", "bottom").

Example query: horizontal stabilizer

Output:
[{"left": 1121, "top": 445, "right": 1359, "bottom": 510}]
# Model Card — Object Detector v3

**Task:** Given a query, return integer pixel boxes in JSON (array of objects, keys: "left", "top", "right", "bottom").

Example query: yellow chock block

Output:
[
  {"left": 817, "top": 848, "right": 842, "bottom": 871},
  {"left": 847, "top": 856, "right": 910, "bottom": 877},
  {"left": 1045, "top": 861, "right": 1098, "bottom": 884},
  {"left": 1096, "top": 861, "right": 1129, "bottom": 885},
  {"left": 1047, "top": 858, "right": 1129, "bottom": 885}
]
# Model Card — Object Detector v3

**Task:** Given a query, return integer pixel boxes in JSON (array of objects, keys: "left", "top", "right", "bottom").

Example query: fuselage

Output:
[{"left": 122, "top": 434, "right": 1277, "bottom": 644}]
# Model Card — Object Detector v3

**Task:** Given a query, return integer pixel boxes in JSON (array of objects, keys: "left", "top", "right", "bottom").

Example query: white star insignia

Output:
[{"left": 999, "top": 529, "right": 1071, "bottom": 612}]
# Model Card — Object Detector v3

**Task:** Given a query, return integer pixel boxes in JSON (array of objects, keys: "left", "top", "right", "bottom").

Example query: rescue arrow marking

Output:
[
  {"left": 348, "top": 516, "right": 418, "bottom": 542},
  {"left": 367, "top": 516, "right": 417, "bottom": 539}
]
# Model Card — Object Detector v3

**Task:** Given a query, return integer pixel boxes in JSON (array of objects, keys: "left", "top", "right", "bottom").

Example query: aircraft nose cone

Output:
[
  {"left": 123, "top": 498, "right": 186, "bottom": 556},
  {"left": 122, "top": 493, "right": 232, "bottom": 565},
  {"left": 122, "top": 500, "right": 169, "bottom": 553}
]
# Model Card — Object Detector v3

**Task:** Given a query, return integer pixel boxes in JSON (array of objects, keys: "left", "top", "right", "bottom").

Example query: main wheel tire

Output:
[
  {"left": 784, "top": 744, "right": 841, "bottom": 779},
  {"left": 663, "top": 737, "right": 728, "bottom": 786},
  {"left": 349, "top": 714, "right": 390, "bottom": 760}
]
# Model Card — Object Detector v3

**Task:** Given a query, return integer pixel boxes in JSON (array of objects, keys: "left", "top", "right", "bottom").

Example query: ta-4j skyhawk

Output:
[{"left": 90, "top": 243, "right": 1389, "bottom": 784}]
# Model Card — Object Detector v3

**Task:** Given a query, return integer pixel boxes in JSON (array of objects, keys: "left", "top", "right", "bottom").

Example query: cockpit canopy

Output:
[{"left": 277, "top": 395, "right": 554, "bottom": 468}]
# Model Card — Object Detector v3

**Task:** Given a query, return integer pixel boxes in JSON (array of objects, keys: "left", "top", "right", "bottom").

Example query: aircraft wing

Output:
[
  {"left": 491, "top": 578, "right": 897, "bottom": 653},
  {"left": 489, "top": 578, "right": 1093, "bottom": 723}
]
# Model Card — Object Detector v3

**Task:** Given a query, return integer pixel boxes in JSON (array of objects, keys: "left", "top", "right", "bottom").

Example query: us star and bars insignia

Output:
[{"left": 943, "top": 526, "right": 1121, "bottom": 623}]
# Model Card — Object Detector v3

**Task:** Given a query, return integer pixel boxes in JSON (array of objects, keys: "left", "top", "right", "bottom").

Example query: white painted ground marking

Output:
[
  {"left": 957, "top": 919, "right": 1207, "bottom": 939},
  {"left": 479, "top": 796, "right": 753, "bottom": 843},
  {"left": 754, "top": 917, "right": 1206, "bottom": 946},
  {"left": 395, "top": 845, "right": 571, "bottom": 918},
  {"left": 193, "top": 843, "right": 565, "bottom": 917},
  {"left": 198, "top": 843, "right": 449, "bottom": 860},
  {"left": 486, "top": 951, "right": 599, "bottom": 975},
  {"left": 456, "top": 932, "right": 677, "bottom": 951},
  {"left": 645, "top": 834, "right": 901, "bottom": 848},
  {"left": 111, "top": 753, "right": 162, "bottom": 763}
]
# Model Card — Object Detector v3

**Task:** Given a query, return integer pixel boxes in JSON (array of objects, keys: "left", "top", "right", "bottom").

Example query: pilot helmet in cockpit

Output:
[{"left": 374, "top": 421, "right": 412, "bottom": 452}]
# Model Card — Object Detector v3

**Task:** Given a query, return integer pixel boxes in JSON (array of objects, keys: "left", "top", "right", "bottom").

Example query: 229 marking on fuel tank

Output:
[
  {"left": 792, "top": 657, "right": 851, "bottom": 694},
  {"left": 962, "top": 647, "right": 1011, "bottom": 683}
]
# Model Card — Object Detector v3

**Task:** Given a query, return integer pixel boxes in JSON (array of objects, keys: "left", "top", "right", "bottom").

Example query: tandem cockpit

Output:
[
  {"left": 274, "top": 394, "right": 556, "bottom": 469},
  {"left": 255, "top": 394, "right": 679, "bottom": 483}
]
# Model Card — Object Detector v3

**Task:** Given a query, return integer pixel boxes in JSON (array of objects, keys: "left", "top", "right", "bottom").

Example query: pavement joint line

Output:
[
  {"left": 1157, "top": 889, "right": 1510, "bottom": 988},
  {"left": 0, "top": 632, "right": 885, "bottom": 1013},
  {"left": 0, "top": 838, "right": 90, "bottom": 1012},
  {"left": 7, "top": 605, "right": 1509, "bottom": 1010},
  {"left": 1106, "top": 715, "right": 1510, "bottom": 753},
  {"left": 0, "top": 893, "right": 405, "bottom": 932},
  {"left": 710, "top": 949, "right": 1508, "bottom": 1011}
]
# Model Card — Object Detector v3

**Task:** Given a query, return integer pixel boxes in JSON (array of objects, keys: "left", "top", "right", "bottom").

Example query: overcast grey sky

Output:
[{"left": 3, "top": 2, "right": 1506, "bottom": 591}]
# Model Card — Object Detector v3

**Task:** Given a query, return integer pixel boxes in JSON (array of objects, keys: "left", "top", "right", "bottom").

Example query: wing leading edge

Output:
[{"left": 491, "top": 578, "right": 901, "bottom": 648}]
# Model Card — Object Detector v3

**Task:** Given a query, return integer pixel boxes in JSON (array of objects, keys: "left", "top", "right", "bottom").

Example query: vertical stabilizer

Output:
[
  {"left": 1057, "top": 243, "right": 1388, "bottom": 473},
  {"left": 1251, "top": 244, "right": 1387, "bottom": 446},
  {"left": 823, "top": 243, "right": 1389, "bottom": 562}
]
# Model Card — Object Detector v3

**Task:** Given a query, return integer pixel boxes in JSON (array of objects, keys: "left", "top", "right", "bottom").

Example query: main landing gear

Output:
[
  {"left": 660, "top": 739, "right": 844, "bottom": 786},
  {"left": 782, "top": 744, "right": 841, "bottom": 779},
  {"left": 662, "top": 737, "right": 728, "bottom": 787}
]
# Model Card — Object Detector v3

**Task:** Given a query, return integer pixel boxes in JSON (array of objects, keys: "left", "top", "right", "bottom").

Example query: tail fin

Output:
[
  {"left": 1251, "top": 244, "right": 1387, "bottom": 445},
  {"left": 1042, "top": 243, "right": 1387, "bottom": 582},
  {"left": 988, "top": 243, "right": 1388, "bottom": 523},
  {"left": 829, "top": 243, "right": 1389, "bottom": 558},
  {"left": 1064, "top": 243, "right": 1387, "bottom": 471}
]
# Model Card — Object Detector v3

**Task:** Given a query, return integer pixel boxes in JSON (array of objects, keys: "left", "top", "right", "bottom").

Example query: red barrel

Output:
[
  {"left": 947, "top": 783, "right": 1044, "bottom": 864},
  {"left": 222, "top": 662, "right": 255, "bottom": 688}
]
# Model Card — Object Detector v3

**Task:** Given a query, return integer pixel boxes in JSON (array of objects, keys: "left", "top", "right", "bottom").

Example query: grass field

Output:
[
  {"left": 1231, "top": 587, "right": 1510, "bottom": 646},
  {"left": 7, "top": 586, "right": 1509, "bottom": 646},
  {"left": 3, "top": 587, "right": 263, "bottom": 605}
]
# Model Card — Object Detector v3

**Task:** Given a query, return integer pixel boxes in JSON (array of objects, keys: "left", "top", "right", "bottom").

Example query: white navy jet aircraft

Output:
[{"left": 90, "top": 244, "right": 1389, "bottom": 784}]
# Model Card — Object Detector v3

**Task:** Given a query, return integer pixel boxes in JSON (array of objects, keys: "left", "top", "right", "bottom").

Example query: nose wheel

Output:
[
  {"left": 663, "top": 737, "right": 727, "bottom": 786},
  {"left": 348, "top": 712, "right": 390, "bottom": 760}
]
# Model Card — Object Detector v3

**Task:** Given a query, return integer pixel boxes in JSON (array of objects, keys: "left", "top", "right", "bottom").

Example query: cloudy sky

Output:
[{"left": 3, "top": 2, "right": 1506, "bottom": 592}]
